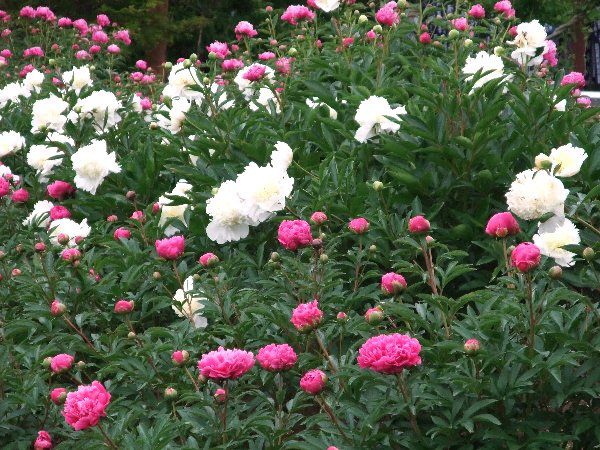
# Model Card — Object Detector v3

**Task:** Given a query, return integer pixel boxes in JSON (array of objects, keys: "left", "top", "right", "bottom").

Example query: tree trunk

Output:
[
  {"left": 572, "top": 15, "right": 586, "bottom": 73},
  {"left": 147, "top": 0, "right": 169, "bottom": 80}
]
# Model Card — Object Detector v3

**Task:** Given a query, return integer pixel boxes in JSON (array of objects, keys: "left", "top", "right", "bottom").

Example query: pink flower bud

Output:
[
  {"left": 336, "top": 311, "right": 348, "bottom": 321},
  {"left": 485, "top": 212, "right": 520, "bottom": 238},
  {"left": 451, "top": 17, "right": 469, "bottom": 31},
  {"left": 47, "top": 180, "right": 75, "bottom": 200},
  {"left": 11, "top": 268, "right": 21, "bottom": 277},
  {"left": 291, "top": 300, "right": 323, "bottom": 332},
  {"left": 310, "top": 211, "right": 328, "bottom": 225},
  {"left": 50, "top": 353, "right": 74, "bottom": 373},
  {"left": 114, "top": 300, "right": 134, "bottom": 314},
  {"left": 11, "top": 188, "right": 29, "bottom": 203},
  {"left": 419, "top": 32, "right": 431, "bottom": 44},
  {"left": 50, "top": 205, "right": 71, "bottom": 221},
  {"left": 34, "top": 431, "right": 52, "bottom": 450},
  {"left": 113, "top": 227, "right": 131, "bottom": 240},
  {"left": 348, "top": 217, "right": 369, "bottom": 234},
  {"left": 50, "top": 300, "right": 66, "bottom": 316},
  {"left": 511, "top": 242, "right": 541, "bottom": 273},
  {"left": 107, "top": 44, "right": 120, "bottom": 54},
  {"left": 172, "top": 350, "right": 190, "bottom": 366},
  {"left": 155, "top": 235, "right": 185, "bottom": 260},
  {"left": 50, "top": 387, "right": 67, "bottom": 405},
  {"left": 135, "top": 59, "right": 148, "bottom": 71},
  {"left": 300, "top": 369, "right": 327, "bottom": 394},
  {"left": 199, "top": 252, "right": 219, "bottom": 267},
  {"left": 130, "top": 210, "right": 144, "bottom": 222},
  {"left": 464, "top": 338, "right": 480, "bottom": 354},
  {"left": 468, "top": 4, "right": 485, "bottom": 19},
  {"left": 214, "top": 388, "right": 227, "bottom": 402},
  {"left": 381, "top": 272, "right": 407, "bottom": 295},
  {"left": 35, "top": 242, "right": 46, "bottom": 252},
  {"left": 408, "top": 215, "right": 430, "bottom": 233},
  {"left": 107, "top": 215, "right": 118, "bottom": 222},
  {"left": 97, "top": 14, "right": 110, "bottom": 26},
  {"left": 61, "top": 248, "right": 81, "bottom": 262},
  {"left": 365, "top": 306, "right": 384, "bottom": 324}
]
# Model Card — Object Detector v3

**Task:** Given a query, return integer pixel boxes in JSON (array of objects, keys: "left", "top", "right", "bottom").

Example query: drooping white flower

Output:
[
  {"left": 23, "top": 69, "right": 44, "bottom": 93},
  {"left": 206, "top": 180, "right": 251, "bottom": 244},
  {"left": 235, "top": 162, "right": 294, "bottom": 224},
  {"left": 507, "top": 20, "right": 547, "bottom": 65},
  {"left": 70, "top": 139, "right": 121, "bottom": 194},
  {"left": 270, "top": 142, "right": 293, "bottom": 171},
  {"left": 505, "top": 169, "right": 568, "bottom": 220},
  {"left": 314, "top": 0, "right": 340, "bottom": 12},
  {"left": 306, "top": 97, "right": 338, "bottom": 119},
  {"left": 547, "top": 144, "right": 588, "bottom": 177},
  {"left": 462, "top": 51, "right": 506, "bottom": 91},
  {"left": 249, "top": 87, "right": 280, "bottom": 113},
  {"left": 162, "top": 62, "right": 202, "bottom": 102},
  {"left": 168, "top": 97, "right": 191, "bottom": 133},
  {"left": 27, "top": 144, "right": 64, "bottom": 181},
  {"left": 62, "top": 66, "right": 93, "bottom": 94},
  {"left": 172, "top": 276, "right": 207, "bottom": 328},
  {"left": 533, "top": 216, "right": 580, "bottom": 267},
  {"left": 49, "top": 218, "right": 91, "bottom": 247},
  {"left": 0, "top": 131, "right": 25, "bottom": 158},
  {"left": 23, "top": 200, "right": 54, "bottom": 227},
  {"left": 158, "top": 179, "right": 193, "bottom": 236},
  {"left": 70, "top": 90, "right": 122, "bottom": 131},
  {"left": 0, "top": 82, "right": 31, "bottom": 107},
  {"left": 354, "top": 96, "right": 406, "bottom": 143},
  {"left": 31, "top": 94, "right": 69, "bottom": 133}
]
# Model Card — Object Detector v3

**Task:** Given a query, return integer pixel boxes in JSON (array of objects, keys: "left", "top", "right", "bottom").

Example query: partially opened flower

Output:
[
  {"left": 256, "top": 344, "right": 298, "bottom": 371},
  {"left": 354, "top": 96, "right": 406, "bottom": 143},
  {"left": 300, "top": 369, "right": 327, "bottom": 394},
  {"left": 485, "top": 212, "right": 520, "bottom": 238},
  {"left": 291, "top": 299, "right": 323, "bottom": 332},
  {"left": 155, "top": 235, "right": 185, "bottom": 260},
  {"left": 511, "top": 242, "right": 541, "bottom": 272},
  {"left": 533, "top": 216, "right": 580, "bottom": 267},
  {"left": 198, "top": 347, "right": 255, "bottom": 380},
  {"left": 172, "top": 275, "right": 207, "bottom": 328},
  {"left": 358, "top": 333, "right": 422, "bottom": 374}
]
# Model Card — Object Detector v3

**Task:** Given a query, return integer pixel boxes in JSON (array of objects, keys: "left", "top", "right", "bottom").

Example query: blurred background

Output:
[{"left": 2, "top": 0, "right": 600, "bottom": 90}]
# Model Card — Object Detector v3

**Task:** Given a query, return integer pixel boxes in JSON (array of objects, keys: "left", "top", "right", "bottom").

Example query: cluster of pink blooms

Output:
[
  {"left": 198, "top": 347, "right": 255, "bottom": 380},
  {"left": 62, "top": 381, "right": 111, "bottom": 430},
  {"left": 20, "top": 6, "right": 56, "bottom": 21},
  {"left": 278, "top": 220, "right": 312, "bottom": 251},
  {"left": 23, "top": 46, "right": 44, "bottom": 58},
  {"left": 357, "top": 333, "right": 422, "bottom": 374},
  {"left": 256, "top": 343, "right": 298, "bottom": 371},
  {"left": 281, "top": 5, "right": 315, "bottom": 26},
  {"left": 155, "top": 235, "right": 185, "bottom": 260},
  {"left": 291, "top": 300, "right": 323, "bottom": 332}
]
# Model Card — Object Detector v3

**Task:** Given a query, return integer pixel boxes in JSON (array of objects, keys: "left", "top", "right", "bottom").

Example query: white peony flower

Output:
[
  {"left": 235, "top": 162, "right": 294, "bottom": 224},
  {"left": 314, "top": 0, "right": 340, "bottom": 12},
  {"left": 71, "top": 139, "right": 121, "bottom": 194},
  {"left": 31, "top": 94, "right": 69, "bottom": 133},
  {"left": 23, "top": 69, "right": 44, "bottom": 93},
  {"left": 554, "top": 98, "right": 566, "bottom": 111},
  {"left": 506, "top": 169, "right": 568, "bottom": 220},
  {"left": 71, "top": 90, "right": 122, "bottom": 131},
  {"left": 49, "top": 218, "right": 91, "bottom": 247},
  {"left": 306, "top": 97, "right": 338, "bottom": 119},
  {"left": 354, "top": 96, "right": 406, "bottom": 143},
  {"left": 206, "top": 180, "right": 251, "bottom": 244},
  {"left": 462, "top": 52, "right": 506, "bottom": 91},
  {"left": 27, "top": 144, "right": 64, "bottom": 182},
  {"left": 172, "top": 276, "right": 207, "bottom": 328},
  {"left": 0, "top": 82, "right": 31, "bottom": 107},
  {"left": 0, "top": 164, "right": 19, "bottom": 183},
  {"left": 533, "top": 216, "right": 580, "bottom": 267},
  {"left": 249, "top": 87, "right": 280, "bottom": 113},
  {"left": 23, "top": 200, "right": 54, "bottom": 227},
  {"left": 62, "top": 66, "right": 93, "bottom": 94},
  {"left": 508, "top": 20, "right": 547, "bottom": 65},
  {"left": 158, "top": 179, "right": 193, "bottom": 236},
  {"left": 270, "top": 142, "right": 293, "bottom": 171},
  {"left": 547, "top": 144, "right": 587, "bottom": 177},
  {"left": 162, "top": 62, "right": 202, "bottom": 102},
  {"left": 0, "top": 131, "right": 25, "bottom": 158}
]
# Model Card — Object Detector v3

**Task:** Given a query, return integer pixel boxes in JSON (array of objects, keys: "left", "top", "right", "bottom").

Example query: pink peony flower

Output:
[
  {"left": 155, "top": 235, "right": 185, "bottom": 260},
  {"left": 256, "top": 343, "right": 298, "bottom": 371},
  {"left": 291, "top": 299, "right": 323, "bottom": 332},
  {"left": 62, "top": 381, "right": 111, "bottom": 430},
  {"left": 199, "top": 252, "right": 219, "bottom": 267},
  {"left": 50, "top": 354, "right": 74, "bottom": 373},
  {"left": 51, "top": 387, "right": 67, "bottom": 405},
  {"left": 357, "top": 333, "right": 422, "bottom": 374},
  {"left": 281, "top": 5, "right": 315, "bottom": 26},
  {"left": 561, "top": 71, "right": 586, "bottom": 89},
  {"left": 366, "top": 29, "right": 378, "bottom": 41},
  {"left": 114, "top": 29, "right": 131, "bottom": 45},
  {"left": 20, "top": 6, "right": 36, "bottom": 19},
  {"left": 206, "top": 41, "right": 230, "bottom": 59},
  {"left": 130, "top": 210, "right": 144, "bottom": 222},
  {"left": 310, "top": 211, "right": 327, "bottom": 225},
  {"left": 50, "top": 300, "right": 66, "bottom": 316},
  {"left": 343, "top": 37, "right": 354, "bottom": 47},
  {"left": 172, "top": 350, "right": 189, "bottom": 366},
  {"left": 222, "top": 58, "right": 244, "bottom": 71},
  {"left": 542, "top": 40, "right": 558, "bottom": 67},
  {"left": 242, "top": 63, "right": 267, "bottom": 81},
  {"left": 113, "top": 227, "right": 131, "bottom": 240},
  {"left": 75, "top": 50, "right": 90, "bottom": 60},
  {"left": 485, "top": 212, "right": 519, "bottom": 238},
  {"left": 577, "top": 97, "right": 591, "bottom": 108},
  {"left": 11, "top": 188, "right": 29, "bottom": 203},
  {"left": 58, "top": 17, "right": 72, "bottom": 27},
  {"left": 375, "top": 5, "right": 399, "bottom": 27},
  {"left": 408, "top": 215, "right": 430, "bottom": 233},
  {"left": 96, "top": 14, "right": 110, "bottom": 27},
  {"left": 198, "top": 347, "right": 255, "bottom": 380},
  {"left": 336, "top": 311, "right": 348, "bottom": 321},
  {"left": 1, "top": 49, "right": 12, "bottom": 58},
  {"left": 234, "top": 21, "right": 258, "bottom": 40},
  {"left": 275, "top": 57, "right": 293, "bottom": 74},
  {"left": 464, "top": 338, "right": 480, "bottom": 354},
  {"left": 61, "top": 248, "right": 81, "bottom": 262},
  {"left": 114, "top": 299, "right": 134, "bottom": 314},
  {"left": 468, "top": 4, "right": 485, "bottom": 19},
  {"left": 89, "top": 45, "right": 101, "bottom": 55},
  {"left": 214, "top": 388, "right": 227, "bottom": 402},
  {"left": 0, "top": 178, "right": 11, "bottom": 197},
  {"left": 92, "top": 30, "right": 108, "bottom": 44},
  {"left": 348, "top": 217, "right": 369, "bottom": 234},
  {"left": 50, "top": 205, "right": 71, "bottom": 221},
  {"left": 34, "top": 430, "right": 52, "bottom": 450},
  {"left": 35, "top": 6, "right": 55, "bottom": 21},
  {"left": 47, "top": 181, "right": 75, "bottom": 200},
  {"left": 73, "top": 18, "right": 88, "bottom": 35},
  {"left": 258, "top": 51, "right": 276, "bottom": 61},
  {"left": 278, "top": 220, "right": 312, "bottom": 251},
  {"left": 135, "top": 59, "right": 148, "bottom": 71},
  {"left": 24, "top": 46, "right": 44, "bottom": 58},
  {"left": 419, "top": 32, "right": 431, "bottom": 44},
  {"left": 508, "top": 25, "right": 518, "bottom": 37},
  {"left": 452, "top": 17, "right": 469, "bottom": 31},
  {"left": 494, "top": 0, "right": 512, "bottom": 14},
  {"left": 107, "top": 44, "right": 120, "bottom": 54},
  {"left": 381, "top": 272, "right": 407, "bottom": 295},
  {"left": 300, "top": 369, "right": 327, "bottom": 394},
  {"left": 511, "top": 242, "right": 541, "bottom": 273}
]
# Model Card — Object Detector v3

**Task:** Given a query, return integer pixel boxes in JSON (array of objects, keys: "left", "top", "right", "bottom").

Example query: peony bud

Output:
[
  {"left": 319, "top": 254, "right": 329, "bottom": 263},
  {"left": 425, "top": 235, "right": 435, "bottom": 245},
  {"left": 57, "top": 234, "right": 70, "bottom": 246},
  {"left": 270, "top": 251, "right": 280, "bottom": 262},
  {"left": 511, "top": 242, "right": 541, "bottom": 273},
  {"left": 365, "top": 306, "right": 384, "bottom": 324},
  {"left": 172, "top": 350, "right": 190, "bottom": 366},
  {"left": 310, "top": 211, "right": 328, "bottom": 225},
  {"left": 409, "top": 215, "right": 430, "bottom": 234},
  {"left": 583, "top": 247, "right": 595, "bottom": 261},
  {"left": 493, "top": 46, "right": 505, "bottom": 56},
  {"left": 312, "top": 238, "right": 323, "bottom": 249},
  {"left": 464, "top": 38, "right": 473, "bottom": 47},
  {"left": 189, "top": 53, "right": 198, "bottom": 62},
  {"left": 11, "top": 268, "right": 21, "bottom": 277},
  {"left": 164, "top": 387, "right": 178, "bottom": 399},
  {"left": 50, "top": 300, "right": 66, "bottom": 316},
  {"left": 42, "top": 357, "right": 52, "bottom": 368},
  {"left": 34, "top": 242, "right": 46, "bottom": 252},
  {"left": 549, "top": 266, "right": 562, "bottom": 280},
  {"left": 369, "top": 244, "right": 377, "bottom": 252},
  {"left": 373, "top": 24, "right": 383, "bottom": 33},
  {"left": 464, "top": 338, "right": 480, "bottom": 354},
  {"left": 214, "top": 388, "right": 227, "bottom": 402},
  {"left": 164, "top": 61, "right": 172, "bottom": 70},
  {"left": 288, "top": 47, "right": 298, "bottom": 56},
  {"left": 127, "top": 331, "right": 136, "bottom": 339},
  {"left": 126, "top": 190, "right": 136, "bottom": 200},
  {"left": 76, "top": 361, "right": 86, "bottom": 370},
  {"left": 448, "top": 29, "right": 460, "bottom": 39},
  {"left": 199, "top": 252, "right": 219, "bottom": 267},
  {"left": 153, "top": 271, "right": 161, "bottom": 280},
  {"left": 336, "top": 311, "right": 348, "bottom": 322},
  {"left": 349, "top": 217, "right": 369, "bottom": 234},
  {"left": 534, "top": 154, "right": 552, "bottom": 170},
  {"left": 372, "top": 180, "right": 384, "bottom": 191},
  {"left": 50, "top": 387, "right": 67, "bottom": 405},
  {"left": 358, "top": 14, "right": 368, "bottom": 24},
  {"left": 114, "top": 300, "right": 134, "bottom": 314},
  {"left": 107, "top": 215, "right": 118, "bottom": 222}
]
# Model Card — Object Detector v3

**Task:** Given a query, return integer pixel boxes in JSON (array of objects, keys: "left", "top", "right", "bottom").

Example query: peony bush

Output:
[{"left": 0, "top": 1, "right": 599, "bottom": 448}]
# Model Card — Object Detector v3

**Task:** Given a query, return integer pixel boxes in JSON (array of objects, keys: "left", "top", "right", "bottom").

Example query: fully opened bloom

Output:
[
  {"left": 62, "top": 65, "right": 93, "bottom": 94},
  {"left": 281, "top": 5, "right": 315, "bottom": 26},
  {"left": 256, "top": 344, "right": 298, "bottom": 371},
  {"left": 357, "top": 333, "right": 422, "bottom": 374},
  {"left": 62, "top": 381, "right": 111, "bottom": 430},
  {"left": 0, "top": 131, "right": 25, "bottom": 158},
  {"left": 155, "top": 235, "right": 185, "bottom": 260},
  {"left": 505, "top": 169, "right": 568, "bottom": 220},
  {"left": 462, "top": 52, "right": 506, "bottom": 91},
  {"left": 158, "top": 179, "right": 192, "bottom": 236},
  {"left": 354, "top": 96, "right": 406, "bottom": 143},
  {"left": 70, "top": 90, "right": 122, "bottom": 130},
  {"left": 314, "top": 0, "right": 340, "bottom": 12},
  {"left": 508, "top": 20, "right": 547, "bottom": 65},
  {"left": 198, "top": 347, "right": 255, "bottom": 380},
  {"left": 545, "top": 144, "right": 588, "bottom": 177},
  {"left": 300, "top": 369, "right": 327, "bottom": 394},
  {"left": 27, "top": 144, "right": 64, "bottom": 182},
  {"left": 31, "top": 94, "right": 69, "bottom": 133},
  {"left": 533, "top": 216, "right": 580, "bottom": 267},
  {"left": 206, "top": 180, "right": 251, "bottom": 244},
  {"left": 71, "top": 140, "right": 121, "bottom": 194},
  {"left": 485, "top": 212, "right": 520, "bottom": 238},
  {"left": 511, "top": 242, "right": 541, "bottom": 272},
  {"left": 234, "top": 21, "right": 258, "bottom": 40},
  {"left": 278, "top": 220, "right": 312, "bottom": 251},
  {"left": 291, "top": 299, "right": 323, "bottom": 332}
]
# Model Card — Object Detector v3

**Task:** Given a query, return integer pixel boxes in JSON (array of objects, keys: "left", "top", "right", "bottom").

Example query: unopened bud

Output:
[
  {"left": 372, "top": 180, "right": 383, "bottom": 191},
  {"left": 270, "top": 252, "right": 280, "bottom": 262},
  {"left": 183, "top": 59, "right": 192, "bottom": 68},
  {"left": 208, "top": 52, "right": 217, "bottom": 60},
  {"left": 35, "top": 242, "right": 46, "bottom": 252},
  {"left": 448, "top": 29, "right": 460, "bottom": 39},
  {"left": 192, "top": 273, "right": 201, "bottom": 282},
  {"left": 42, "top": 357, "right": 52, "bottom": 368},
  {"left": 11, "top": 268, "right": 21, "bottom": 277},
  {"left": 211, "top": 187, "right": 219, "bottom": 195},
  {"left": 493, "top": 46, "right": 505, "bottom": 56},
  {"left": 16, "top": 244, "right": 24, "bottom": 253},
  {"left": 534, "top": 154, "right": 552, "bottom": 170},
  {"left": 464, "top": 338, "right": 480, "bottom": 354},
  {"left": 50, "top": 300, "right": 66, "bottom": 316},
  {"left": 464, "top": 38, "right": 473, "bottom": 47},
  {"left": 127, "top": 331, "right": 136, "bottom": 339},
  {"left": 76, "top": 361, "right": 86, "bottom": 369},
  {"left": 189, "top": 53, "right": 198, "bottom": 62},
  {"left": 288, "top": 47, "right": 298, "bottom": 56},
  {"left": 426, "top": 235, "right": 435, "bottom": 245},
  {"left": 202, "top": 77, "right": 210, "bottom": 85},
  {"left": 164, "top": 387, "right": 178, "bottom": 399},
  {"left": 149, "top": 122, "right": 158, "bottom": 130},
  {"left": 153, "top": 271, "right": 161, "bottom": 280},
  {"left": 369, "top": 244, "right": 377, "bottom": 252},
  {"left": 126, "top": 190, "right": 136, "bottom": 200},
  {"left": 336, "top": 311, "right": 348, "bottom": 322},
  {"left": 312, "top": 238, "right": 323, "bottom": 249},
  {"left": 358, "top": 14, "right": 368, "bottom": 24},
  {"left": 163, "top": 61, "right": 172, "bottom": 70},
  {"left": 583, "top": 247, "right": 595, "bottom": 261},
  {"left": 549, "top": 266, "right": 562, "bottom": 279},
  {"left": 214, "top": 388, "right": 227, "bottom": 402},
  {"left": 365, "top": 306, "right": 384, "bottom": 325},
  {"left": 319, "top": 254, "right": 329, "bottom": 263},
  {"left": 373, "top": 24, "right": 383, "bottom": 33}
]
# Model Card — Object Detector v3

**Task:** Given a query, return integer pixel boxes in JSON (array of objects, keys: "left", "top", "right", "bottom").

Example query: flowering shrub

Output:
[{"left": 0, "top": 2, "right": 599, "bottom": 448}]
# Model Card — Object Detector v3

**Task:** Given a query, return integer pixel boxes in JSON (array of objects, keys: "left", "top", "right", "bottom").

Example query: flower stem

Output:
[
  {"left": 221, "top": 381, "right": 229, "bottom": 444},
  {"left": 63, "top": 317, "right": 98, "bottom": 352},
  {"left": 316, "top": 395, "right": 350, "bottom": 442},
  {"left": 396, "top": 372, "right": 422, "bottom": 437},
  {"left": 353, "top": 236, "right": 363, "bottom": 292},
  {"left": 502, "top": 238, "right": 510, "bottom": 273},
  {"left": 314, "top": 331, "right": 337, "bottom": 374},
  {"left": 525, "top": 274, "right": 535, "bottom": 356},
  {"left": 96, "top": 421, "right": 118, "bottom": 449},
  {"left": 184, "top": 366, "right": 199, "bottom": 392}
]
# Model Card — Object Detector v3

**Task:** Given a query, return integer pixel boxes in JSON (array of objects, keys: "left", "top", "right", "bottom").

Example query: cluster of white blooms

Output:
[
  {"left": 162, "top": 62, "right": 202, "bottom": 102},
  {"left": 71, "top": 139, "right": 121, "bottom": 194},
  {"left": 49, "top": 218, "right": 92, "bottom": 247},
  {"left": 23, "top": 200, "right": 54, "bottom": 227},
  {"left": 354, "top": 96, "right": 406, "bottom": 143},
  {"left": 506, "top": 143, "right": 587, "bottom": 266},
  {"left": 507, "top": 20, "right": 547, "bottom": 65},
  {"left": 23, "top": 69, "right": 45, "bottom": 93},
  {"left": 0, "top": 82, "right": 31, "bottom": 107},
  {"left": 62, "top": 66, "right": 93, "bottom": 94},
  {"left": 0, "top": 131, "right": 26, "bottom": 158},
  {"left": 157, "top": 97, "right": 191, "bottom": 134},
  {"left": 206, "top": 142, "right": 294, "bottom": 244},
  {"left": 69, "top": 90, "right": 122, "bottom": 131},
  {"left": 172, "top": 276, "right": 207, "bottom": 329},
  {"left": 461, "top": 52, "right": 507, "bottom": 91},
  {"left": 31, "top": 94, "right": 69, "bottom": 133},
  {"left": 158, "top": 179, "right": 193, "bottom": 236}
]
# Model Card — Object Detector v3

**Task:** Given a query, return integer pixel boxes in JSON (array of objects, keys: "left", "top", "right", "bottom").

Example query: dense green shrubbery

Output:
[{"left": 0, "top": 1, "right": 599, "bottom": 449}]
